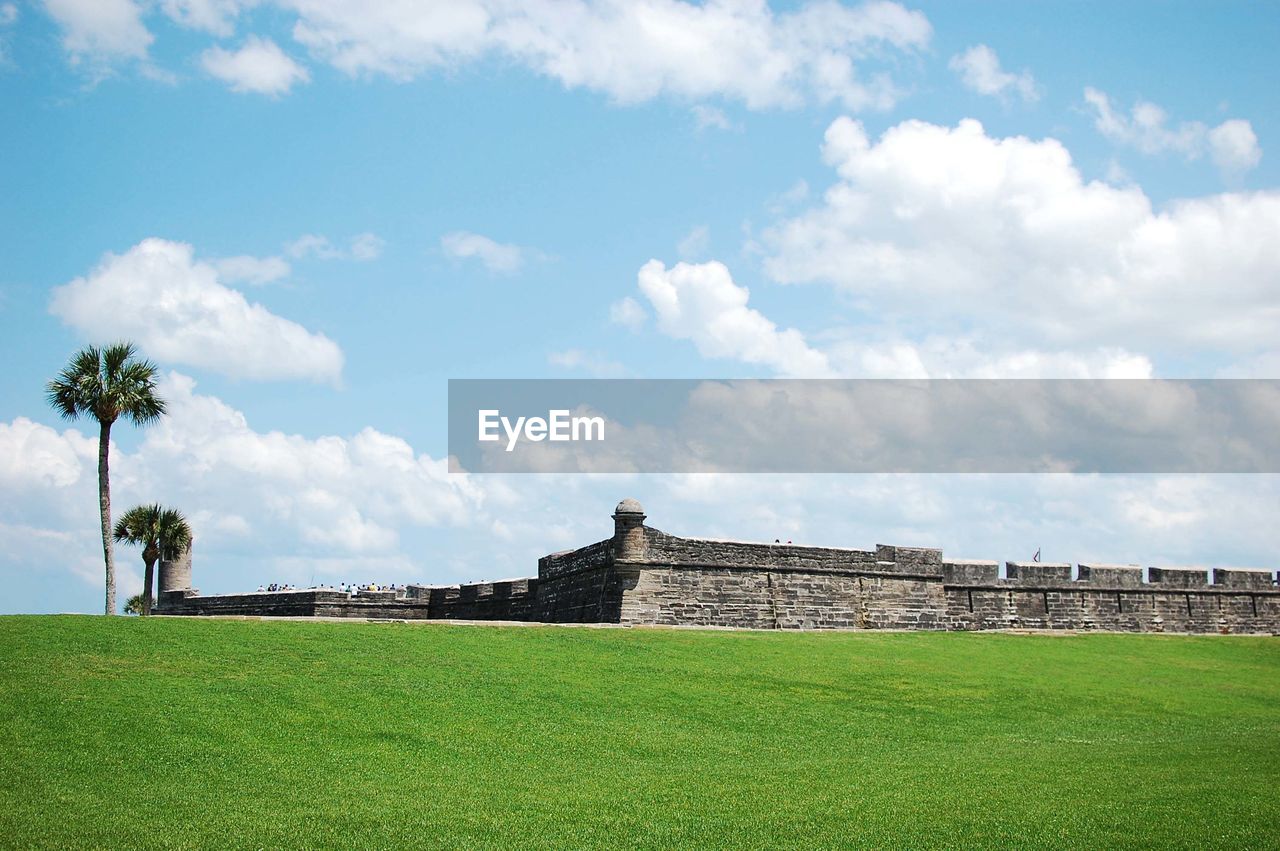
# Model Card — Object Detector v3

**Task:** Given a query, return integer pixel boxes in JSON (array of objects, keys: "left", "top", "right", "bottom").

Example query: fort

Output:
[{"left": 157, "top": 498, "right": 1280, "bottom": 633}]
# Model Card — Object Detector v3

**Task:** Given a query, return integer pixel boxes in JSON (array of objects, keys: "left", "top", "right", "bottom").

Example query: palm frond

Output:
[
  {"left": 113, "top": 504, "right": 192, "bottom": 560},
  {"left": 158, "top": 508, "right": 193, "bottom": 560},
  {"left": 44, "top": 344, "right": 104, "bottom": 420},
  {"left": 112, "top": 503, "right": 163, "bottom": 547},
  {"left": 101, "top": 342, "right": 138, "bottom": 379},
  {"left": 46, "top": 342, "right": 166, "bottom": 427},
  {"left": 116, "top": 360, "right": 166, "bottom": 425}
]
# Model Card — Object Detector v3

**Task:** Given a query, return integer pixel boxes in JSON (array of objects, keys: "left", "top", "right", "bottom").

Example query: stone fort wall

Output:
[{"left": 157, "top": 499, "right": 1280, "bottom": 634}]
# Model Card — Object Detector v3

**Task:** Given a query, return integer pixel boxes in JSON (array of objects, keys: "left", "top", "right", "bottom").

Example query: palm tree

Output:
[
  {"left": 46, "top": 343, "right": 166, "bottom": 615},
  {"left": 113, "top": 504, "right": 192, "bottom": 616}
]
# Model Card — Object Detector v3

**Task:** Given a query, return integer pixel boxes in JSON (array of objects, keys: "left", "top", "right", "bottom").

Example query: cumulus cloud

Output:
[
  {"left": 44, "top": 0, "right": 152, "bottom": 63},
  {"left": 0, "top": 418, "right": 96, "bottom": 490},
  {"left": 49, "top": 238, "right": 344, "bottom": 384},
  {"left": 213, "top": 254, "right": 290, "bottom": 285},
  {"left": 765, "top": 179, "right": 811, "bottom": 214},
  {"left": 42, "top": 1, "right": 930, "bottom": 108},
  {"left": 948, "top": 44, "right": 1036, "bottom": 101},
  {"left": 547, "top": 349, "right": 625, "bottom": 377},
  {"left": 286, "top": 233, "right": 342, "bottom": 260},
  {"left": 140, "top": 372, "right": 482, "bottom": 549},
  {"left": 609, "top": 296, "right": 647, "bottom": 331},
  {"left": 349, "top": 232, "right": 386, "bottom": 261},
  {"left": 0, "top": 2, "right": 17, "bottom": 64},
  {"left": 762, "top": 117, "right": 1280, "bottom": 358},
  {"left": 289, "top": 0, "right": 931, "bottom": 109},
  {"left": 677, "top": 225, "right": 711, "bottom": 260},
  {"left": 637, "top": 259, "right": 834, "bottom": 377},
  {"left": 286, "top": 232, "right": 383, "bottom": 261},
  {"left": 692, "top": 104, "right": 736, "bottom": 132},
  {"left": 1083, "top": 88, "right": 1261, "bottom": 176},
  {"left": 629, "top": 259, "right": 1156, "bottom": 377},
  {"left": 1084, "top": 87, "right": 1206, "bottom": 156},
  {"left": 161, "top": 0, "right": 252, "bottom": 37},
  {"left": 1208, "top": 119, "right": 1263, "bottom": 176},
  {"left": 201, "top": 36, "right": 310, "bottom": 96},
  {"left": 823, "top": 337, "right": 1153, "bottom": 379},
  {"left": 441, "top": 231, "right": 525, "bottom": 274},
  {"left": 0, "top": 374, "right": 487, "bottom": 609}
]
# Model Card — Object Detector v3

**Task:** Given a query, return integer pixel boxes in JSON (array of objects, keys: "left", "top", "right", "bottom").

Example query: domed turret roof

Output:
[{"left": 614, "top": 498, "right": 645, "bottom": 515}]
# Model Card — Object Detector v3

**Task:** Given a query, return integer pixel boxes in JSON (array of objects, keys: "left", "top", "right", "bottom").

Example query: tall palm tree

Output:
[
  {"left": 113, "top": 504, "right": 192, "bottom": 616},
  {"left": 46, "top": 343, "right": 166, "bottom": 615}
]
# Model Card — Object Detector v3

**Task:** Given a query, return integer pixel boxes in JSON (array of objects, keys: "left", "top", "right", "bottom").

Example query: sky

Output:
[{"left": 1, "top": 0, "right": 1278, "bottom": 613}]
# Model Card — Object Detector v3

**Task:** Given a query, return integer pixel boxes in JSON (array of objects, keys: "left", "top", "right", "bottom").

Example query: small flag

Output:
[{"left": 1033, "top": 548, "right": 1041, "bottom": 563}]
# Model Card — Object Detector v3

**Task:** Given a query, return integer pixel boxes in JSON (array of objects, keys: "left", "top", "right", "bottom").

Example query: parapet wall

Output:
[
  {"left": 156, "top": 499, "right": 1280, "bottom": 633},
  {"left": 940, "top": 560, "right": 1279, "bottom": 633},
  {"left": 157, "top": 588, "right": 433, "bottom": 619},
  {"left": 611, "top": 532, "right": 947, "bottom": 629}
]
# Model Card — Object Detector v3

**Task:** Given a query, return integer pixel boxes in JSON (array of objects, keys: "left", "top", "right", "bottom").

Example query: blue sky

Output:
[{"left": 1, "top": 0, "right": 1278, "bottom": 613}]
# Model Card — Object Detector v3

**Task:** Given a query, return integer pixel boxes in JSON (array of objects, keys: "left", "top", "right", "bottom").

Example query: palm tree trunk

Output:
[
  {"left": 98, "top": 421, "right": 115, "bottom": 616},
  {"left": 141, "top": 556, "right": 156, "bottom": 616}
]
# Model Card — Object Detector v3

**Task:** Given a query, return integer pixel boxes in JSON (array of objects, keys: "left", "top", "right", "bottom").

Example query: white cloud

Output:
[
  {"left": 1208, "top": 118, "right": 1262, "bottom": 176},
  {"left": 763, "top": 117, "right": 1280, "bottom": 358},
  {"left": 43, "top": 0, "right": 152, "bottom": 62},
  {"left": 136, "top": 373, "right": 482, "bottom": 553},
  {"left": 1104, "top": 159, "right": 1131, "bottom": 186},
  {"left": 629, "top": 259, "right": 1154, "bottom": 378},
  {"left": 441, "top": 231, "right": 525, "bottom": 274},
  {"left": 765, "top": 179, "right": 810, "bottom": 214},
  {"left": 677, "top": 224, "right": 710, "bottom": 260},
  {"left": 823, "top": 336, "right": 1153, "bottom": 378},
  {"left": 286, "top": 232, "right": 382, "bottom": 261},
  {"left": 213, "top": 254, "right": 290, "bottom": 285},
  {"left": 948, "top": 44, "right": 1036, "bottom": 101},
  {"left": 637, "top": 259, "right": 834, "bottom": 377},
  {"left": 609, "top": 296, "right": 647, "bottom": 331},
  {"left": 0, "top": 418, "right": 96, "bottom": 490},
  {"left": 286, "top": 233, "right": 342, "bottom": 260},
  {"left": 288, "top": 0, "right": 931, "bottom": 110},
  {"left": 161, "top": 0, "right": 252, "bottom": 37},
  {"left": 0, "top": 2, "right": 16, "bottom": 64},
  {"left": 1084, "top": 87, "right": 1205, "bottom": 156},
  {"left": 1083, "top": 88, "right": 1261, "bottom": 177},
  {"left": 692, "top": 104, "right": 736, "bottom": 132},
  {"left": 40, "top": 1, "right": 930, "bottom": 108},
  {"left": 201, "top": 35, "right": 309, "bottom": 96},
  {"left": 0, "top": 374, "right": 487, "bottom": 609},
  {"left": 49, "top": 238, "right": 344, "bottom": 384},
  {"left": 547, "top": 349, "right": 625, "bottom": 377},
  {"left": 349, "top": 231, "right": 385, "bottom": 261}
]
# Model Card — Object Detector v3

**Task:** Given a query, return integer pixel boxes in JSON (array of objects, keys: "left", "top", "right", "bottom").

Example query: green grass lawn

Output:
[{"left": 1, "top": 617, "right": 1277, "bottom": 849}]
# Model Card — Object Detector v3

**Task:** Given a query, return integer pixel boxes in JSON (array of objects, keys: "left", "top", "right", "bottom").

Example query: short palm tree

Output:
[
  {"left": 113, "top": 504, "right": 192, "bottom": 616},
  {"left": 46, "top": 343, "right": 166, "bottom": 615}
]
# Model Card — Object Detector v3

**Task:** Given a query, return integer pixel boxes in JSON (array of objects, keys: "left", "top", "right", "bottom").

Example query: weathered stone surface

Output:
[
  {"left": 1076, "top": 564, "right": 1144, "bottom": 587},
  {"left": 943, "top": 560, "right": 999, "bottom": 585},
  {"left": 1148, "top": 567, "right": 1210, "bottom": 587},
  {"left": 1005, "top": 561, "right": 1073, "bottom": 585},
  {"left": 158, "top": 540, "right": 193, "bottom": 594},
  {"left": 155, "top": 501, "right": 1280, "bottom": 634},
  {"left": 1212, "top": 568, "right": 1275, "bottom": 589}
]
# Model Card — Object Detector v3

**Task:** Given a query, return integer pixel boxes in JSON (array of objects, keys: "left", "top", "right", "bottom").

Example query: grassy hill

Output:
[{"left": 1, "top": 616, "right": 1277, "bottom": 849}]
